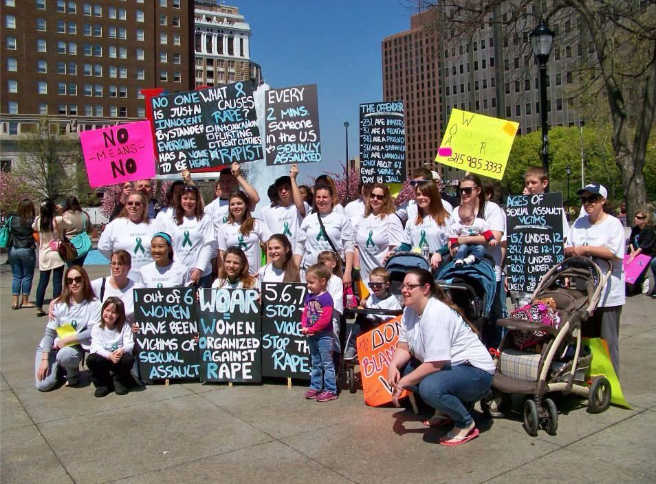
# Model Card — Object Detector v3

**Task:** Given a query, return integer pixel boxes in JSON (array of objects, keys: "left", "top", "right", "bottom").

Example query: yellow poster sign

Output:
[{"left": 435, "top": 109, "right": 519, "bottom": 180}]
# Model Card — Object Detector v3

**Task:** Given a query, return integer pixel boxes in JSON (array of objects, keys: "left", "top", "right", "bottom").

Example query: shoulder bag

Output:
[
  {"left": 316, "top": 213, "right": 345, "bottom": 273},
  {"left": 0, "top": 216, "right": 13, "bottom": 249},
  {"left": 70, "top": 213, "right": 92, "bottom": 258},
  {"left": 55, "top": 220, "right": 78, "bottom": 262}
]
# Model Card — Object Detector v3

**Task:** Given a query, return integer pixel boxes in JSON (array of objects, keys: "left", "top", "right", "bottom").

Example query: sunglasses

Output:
[
  {"left": 580, "top": 195, "right": 601, "bottom": 204},
  {"left": 635, "top": 215, "right": 647, "bottom": 220},
  {"left": 368, "top": 282, "right": 385, "bottom": 289},
  {"left": 182, "top": 185, "right": 199, "bottom": 192},
  {"left": 66, "top": 276, "right": 83, "bottom": 284},
  {"left": 126, "top": 201, "right": 142, "bottom": 207},
  {"left": 409, "top": 179, "right": 431, "bottom": 186},
  {"left": 370, "top": 193, "right": 385, "bottom": 201},
  {"left": 460, "top": 187, "right": 476, "bottom": 195}
]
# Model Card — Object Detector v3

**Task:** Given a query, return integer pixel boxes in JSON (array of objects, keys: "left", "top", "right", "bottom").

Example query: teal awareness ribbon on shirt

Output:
[
  {"left": 366, "top": 230, "right": 375, "bottom": 248},
  {"left": 238, "top": 234, "right": 248, "bottom": 250},
  {"left": 418, "top": 230, "right": 427, "bottom": 248},
  {"left": 182, "top": 230, "right": 192, "bottom": 247},
  {"left": 134, "top": 237, "right": 145, "bottom": 254},
  {"left": 71, "top": 320, "right": 78, "bottom": 329},
  {"left": 316, "top": 227, "right": 327, "bottom": 241},
  {"left": 157, "top": 283, "right": 163, "bottom": 288},
  {"left": 283, "top": 222, "right": 292, "bottom": 237}
]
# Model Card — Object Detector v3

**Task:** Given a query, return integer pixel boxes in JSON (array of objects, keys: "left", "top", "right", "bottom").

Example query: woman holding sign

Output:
[
  {"left": 35, "top": 266, "right": 101, "bottom": 391},
  {"left": 356, "top": 183, "right": 404, "bottom": 284},
  {"left": 257, "top": 234, "right": 302, "bottom": 289},
  {"left": 218, "top": 191, "right": 272, "bottom": 275},
  {"left": 137, "top": 232, "right": 190, "bottom": 288},
  {"left": 387, "top": 268, "right": 495, "bottom": 446},
  {"left": 156, "top": 185, "right": 217, "bottom": 287},
  {"left": 212, "top": 247, "right": 256, "bottom": 289},
  {"left": 99, "top": 191, "right": 155, "bottom": 281}
]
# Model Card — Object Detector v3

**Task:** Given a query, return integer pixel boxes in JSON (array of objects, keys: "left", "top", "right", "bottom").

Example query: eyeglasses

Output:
[
  {"left": 66, "top": 276, "right": 83, "bottom": 285},
  {"left": 370, "top": 193, "right": 385, "bottom": 201},
  {"left": 126, "top": 201, "right": 142, "bottom": 207},
  {"left": 580, "top": 195, "right": 601, "bottom": 204},
  {"left": 110, "top": 261, "right": 126, "bottom": 267},
  {"left": 368, "top": 282, "right": 385, "bottom": 289},
  {"left": 401, "top": 283, "right": 424, "bottom": 291},
  {"left": 460, "top": 187, "right": 476, "bottom": 195}
]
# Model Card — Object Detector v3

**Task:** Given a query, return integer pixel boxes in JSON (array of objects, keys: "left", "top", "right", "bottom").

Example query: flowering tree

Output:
[
  {"left": 0, "top": 171, "right": 36, "bottom": 213},
  {"left": 100, "top": 180, "right": 171, "bottom": 218}
]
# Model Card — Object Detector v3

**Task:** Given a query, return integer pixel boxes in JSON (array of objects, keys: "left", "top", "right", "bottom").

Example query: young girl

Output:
[
  {"left": 87, "top": 297, "right": 135, "bottom": 397},
  {"left": 137, "top": 232, "right": 190, "bottom": 288},
  {"left": 218, "top": 191, "right": 272, "bottom": 275},
  {"left": 257, "top": 234, "right": 303, "bottom": 289},
  {"left": 212, "top": 247, "right": 257, "bottom": 289},
  {"left": 301, "top": 263, "right": 337, "bottom": 402},
  {"left": 317, "top": 251, "right": 344, "bottom": 353}
]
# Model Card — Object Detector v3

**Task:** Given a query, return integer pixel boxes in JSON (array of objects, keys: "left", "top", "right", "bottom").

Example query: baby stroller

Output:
[
  {"left": 436, "top": 256, "right": 497, "bottom": 332},
  {"left": 481, "top": 256, "right": 613, "bottom": 436},
  {"left": 385, "top": 251, "right": 432, "bottom": 303}
]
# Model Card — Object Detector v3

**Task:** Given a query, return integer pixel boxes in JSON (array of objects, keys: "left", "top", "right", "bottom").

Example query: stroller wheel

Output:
[
  {"left": 523, "top": 399, "right": 539, "bottom": 437},
  {"left": 588, "top": 376, "right": 612, "bottom": 414},
  {"left": 541, "top": 398, "right": 558, "bottom": 436},
  {"left": 480, "top": 391, "right": 511, "bottom": 418},
  {"left": 348, "top": 366, "right": 356, "bottom": 394}
]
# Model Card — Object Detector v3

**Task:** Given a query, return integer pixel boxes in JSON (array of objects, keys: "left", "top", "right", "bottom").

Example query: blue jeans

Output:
[
  {"left": 483, "top": 279, "right": 508, "bottom": 349},
  {"left": 403, "top": 360, "right": 493, "bottom": 428},
  {"left": 455, "top": 243, "right": 487, "bottom": 261},
  {"left": 308, "top": 331, "right": 336, "bottom": 394},
  {"left": 35, "top": 266, "right": 64, "bottom": 308},
  {"left": 8, "top": 247, "right": 36, "bottom": 296},
  {"left": 650, "top": 257, "right": 656, "bottom": 293}
]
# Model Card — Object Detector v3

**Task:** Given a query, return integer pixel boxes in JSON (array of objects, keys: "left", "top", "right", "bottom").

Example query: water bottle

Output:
[{"left": 421, "top": 242, "right": 430, "bottom": 259}]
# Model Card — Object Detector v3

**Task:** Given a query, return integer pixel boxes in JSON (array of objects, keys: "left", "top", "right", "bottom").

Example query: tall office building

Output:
[
  {"left": 193, "top": 2, "right": 262, "bottom": 88},
  {"left": 0, "top": 0, "right": 195, "bottom": 171},
  {"left": 382, "top": 11, "right": 441, "bottom": 178}
]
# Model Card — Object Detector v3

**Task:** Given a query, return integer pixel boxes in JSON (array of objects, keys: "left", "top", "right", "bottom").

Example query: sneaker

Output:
[
  {"left": 113, "top": 378, "right": 129, "bottom": 396},
  {"left": 454, "top": 259, "right": 464, "bottom": 267},
  {"left": 463, "top": 255, "right": 476, "bottom": 265},
  {"left": 305, "top": 389, "right": 320, "bottom": 399},
  {"left": 94, "top": 386, "right": 110, "bottom": 398},
  {"left": 344, "top": 346, "right": 357, "bottom": 361},
  {"left": 316, "top": 391, "right": 338, "bottom": 402}
]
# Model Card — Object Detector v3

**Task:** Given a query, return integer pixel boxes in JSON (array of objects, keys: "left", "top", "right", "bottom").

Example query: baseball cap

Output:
[{"left": 577, "top": 183, "right": 607, "bottom": 199}]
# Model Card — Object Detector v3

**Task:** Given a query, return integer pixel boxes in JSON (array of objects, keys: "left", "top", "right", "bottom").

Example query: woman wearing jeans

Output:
[
  {"left": 33, "top": 199, "right": 65, "bottom": 318},
  {"left": 8, "top": 199, "right": 37, "bottom": 310},
  {"left": 388, "top": 268, "right": 495, "bottom": 446}
]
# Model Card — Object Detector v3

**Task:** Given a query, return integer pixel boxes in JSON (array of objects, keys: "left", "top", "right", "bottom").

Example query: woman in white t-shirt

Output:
[
  {"left": 90, "top": 250, "right": 137, "bottom": 325},
  {"left": 218, "top": 191, "right": 272, "bottom": 275},
  {"left": 388, "top": 268, "right": 495, "bottom": 446},
  {"left": 137, "top": 232, "right": 190, "bottom": 288},
  {"left": 212, "top": 247, "right": 257, "bottom": 289},
  {"left": 566, "top": 183, "right": 625, "bottom": 376},
  {"left": 356, "top": 183, "right": 404, "bottom": 284},
  {"left": 98, "top": 191, "right": 155, "bottom": 281},
  {"left": 156, "top": 185, "right": 217, "bottom": 288},
  {"left": 262, "top": 165, "right": 309, "bottom": 249},
  {"left": 35, "top": 266, "right": 102, "bottom": 391},
  {"left": 257, "top": 234, "right": 303, "bottom": 290}
]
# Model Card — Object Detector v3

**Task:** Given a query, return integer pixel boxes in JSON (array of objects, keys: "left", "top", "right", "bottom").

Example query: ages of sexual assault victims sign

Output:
[
  {"left": 435, "top": 109, "right": 518, "bottom": 180},
  {"left": 356, "top": 316, "right": 410, "bottom": 406},
  {"left": 80, "top": 121, "right": 156, "bottom": 188}
]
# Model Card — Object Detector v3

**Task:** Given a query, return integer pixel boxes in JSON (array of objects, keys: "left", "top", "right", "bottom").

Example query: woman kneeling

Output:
[{"left": 387, "top": 268, "right": 495, "bottom": 446}]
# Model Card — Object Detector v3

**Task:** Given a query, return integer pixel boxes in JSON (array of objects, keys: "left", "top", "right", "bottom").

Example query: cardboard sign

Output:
[
  {"left": 356, "top": 316, "right": 409, "bottom": 406},
  {"left": 261, "top": 283, "right": 310, "bottom": 379},
  {"left": 506, "top": 193, "right": 565, "bottom": 293},
  {"left": 197, "top": 288, "right": 262, "bottom": 383},
  {"left": 265, "top": 84, "right": 321, "bottom": 165},
  {"left": 134, "top": 288, "right": 200, "bottom": 382},
  {"left": 435, "top": 109, "right": 518, "bottom": 180},
  {"left": 80, "top": 121, "right": 156, "bottom": 188},
  {"left": 623, "top": 254, "right": 652, "bottom": 284},
  {"left": 151, "top": 81, "right": 262, "bottom": 175},
  {"left": 359, "top": 101, "right": 406, "bottom": 184}
]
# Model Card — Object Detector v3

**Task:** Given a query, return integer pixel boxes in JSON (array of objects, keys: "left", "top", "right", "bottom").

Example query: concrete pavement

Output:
[{"left": 1, "top": 261, "right": 655, "bottom": 484}]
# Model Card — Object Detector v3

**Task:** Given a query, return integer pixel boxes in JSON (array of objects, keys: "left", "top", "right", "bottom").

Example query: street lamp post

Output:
[
  {"left": 344, "top": 121, "right": 350, "bottom": 203},
  {"left": 530, "top": 19, "right": 555, "bottom": 190},
  {"left": 566, "top": 165, "right": 571, "bottom": 204}
]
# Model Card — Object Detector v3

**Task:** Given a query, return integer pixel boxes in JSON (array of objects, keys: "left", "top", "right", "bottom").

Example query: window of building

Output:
[
  {"left": 514, "top": 80, "right": 520, "bottom": 92},
  {"left": 515, "top": 104, "right": 521, "bottom": 116},
  {"left": 118, "top": 27, "right": 126, "bottom": 39},
  {"left": 136, "top": 48, "right": 144, "bottom": 61},
  {"left": 136, "top": 29, "right": 144, "bottom": 41},
  {"left": 108, "top": 6, "right": 116, "bottom": 18},
  {"left": 93, "top": 64, "right": 102, "bottom": 76},
  {"left": 94, "top": 85, "right": 102, "bottom": 96},
  {"left": 119, "top": 66, "right": 127, "bottom": 78},
  {"left": 119, "top": 47, "right": 127, "bottom": 59},
  {"left": 39, "top": 103, "right": 48, "bottom": 115},
  {"left": 160, "top": 71, "right": 168, "bottom": 81},
  {"left": 505, "top": 105, "right": 511, "bottom": 117},
  {"left": 36, "top": 18, "right": 47, "bottom": 31},
  {"left": 109, "top": 85, "right": 118, "bottom": 97},
  {"left": 491, "top": 98, "right": 496, "bottom": 108},
  {"left": 93, "top": 24, "right": 101, "bottom": 36},
  {"left": 556, "top": 98, "right": 563, "bottom": 111},
  {"left": 567, "top": 71, "right": 573, "bottom": 84},
  {"left": 136, "top": 68, "right": 145, "bottom": 80},
  {"left": 5, "top": 0, "right": 15, "bottom": 5},
  {"left": 137, "top": 106, "right": 145, "bottom": 118},
  {"left": 109, "top": 26, "right": 116, "bottom": 38},
  {"left": 159, "top": 14, "right": 167, "bottom": 25},
  {"left": 118, "top": 8, "right": 126, "bottom": 20},
  {"left": 84, "top": 83, "right": 92, "bottom": 96},
  {"left": 57, "top": 61, "right": 66, "bottom": 74},
  {"left": 173, "top": 53, "right": 181, "bottom": 64},
  {"left": 172, "top": 0, "right": 180, "bottom": 7},
  {"left": 58, "top": 82, "right": 67, "bottom": 95},
  {"left": 526, "top": 103, "right": 532, "bottom": 115},
  {"left": 83, "top": 3, "right": 91, "bottom": 15},
  {"left": 58, "top": 41, "right": 67, "bottom": 54},
  {"left": 159, "top": 0, "right": 167, "bottom": 5},
  {"left": 119, "top": 86, "right": 127, "bottom": 98},
  {"left": 504, "top": 58, "right": 509, "bottom": 71},
  {"left": 68, "top": 42, "right": 77, "bottom": 55},
  {"left": 173, "top": 72, "right": 181, "bottom": 82},
  {"left": 136, "top": 10, "right": 144, "bottom": 22},
  {"left": 84, "top": 105, "right": 93, "bottom": 116},
  {"left": 556, "top": 73, "right": 562, "bottom": 86},
  {"left": 37, "top": 39, "right": 46, "bottom": 52},
  {"left": 56, "top": 0, "right": 65, "bottom": 12},
  {"left": 7, "top": 58, "right": 17, "bottom": 71},
  {"left": 8, "top": 80, "right": 18, "bottom": 93},
  {"left": 172, "top": 16, "right": 180, "bottom": 27},
  {"left": 524, "top": 79, "right": 530, "bottom": 91},
  {"left": 93, "top": 44, "right": 102, "bottom": 56},
  {"left": 109, "top": 66, "right": 117, "bottom": 78},
  {"left": 83, "top": 63, "right": 92, "bottom": 76},
  {"left": 93, "top": 4, "right": 101, "bottom": 16},
  {"left": 38, "top": 81, "right": 47, "bottom": 94},
  {"left": 84, "top": 23, "right": 92, "bottom": 36},
  {"left": 68, "top": 62, "right": 77, "bottom": 74},
  {"left": 474, "top": 80, "right": 479, "bottom": 90},
  {"left": 69, "top": 104, "right": 77, "bottom": 116},
  {"left": 160, "top": 33, "right": 167, "bottom": 44},
  {"left": 36, "top": 0, "right": 45, "bottom": 8},
  {"left": 57, "top": 20, "right": 66, "bottom": 33},
  {"left": 110, "top": 105, "right": 118, "bottom": 117},
  {"left": 474, "top": 60, "right": 478, "bottom": 71},
  {"left": 95, "top": 105, "right": 103, "bottom": 116},
  {"left": 68, "top": 1, "right": 75, "bottom": 13},
  {"left": 6, "top": 36, "right": 16, "bottom": 49},
  {"left": 160, "top": 52, "right": 167, "bottom": 63}
]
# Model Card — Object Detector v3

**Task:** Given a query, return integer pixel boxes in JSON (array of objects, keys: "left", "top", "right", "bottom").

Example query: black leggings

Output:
[{"left": 86, "top": 352, "right": 135, "bottom": 388}]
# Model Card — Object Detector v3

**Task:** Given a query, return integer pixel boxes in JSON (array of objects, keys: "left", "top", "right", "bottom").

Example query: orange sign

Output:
[{"left": 356, "top": 316, "right": 410, "bottom": 406}]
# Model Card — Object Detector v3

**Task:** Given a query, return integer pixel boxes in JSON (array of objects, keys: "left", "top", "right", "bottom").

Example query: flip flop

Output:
[
  {"left": 422, "top": 416, "right": 454, "bottom": 428},
  {"left": 20, "top": 303, "right": 36, "bottom": 309},
  {"left": 439, "top": 428, "right": 480, "bottom": 446}
]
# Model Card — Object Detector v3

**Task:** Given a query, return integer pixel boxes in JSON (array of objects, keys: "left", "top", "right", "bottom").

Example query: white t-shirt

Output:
[
  {"left": 211, "top": 278, "right": 247, "bottom": 289},
  {"left": 356, "top": 213, "right": 404, "bottom": 283},
  {"left": 256, "top": 263, "right": 306, "bottom": 291},
  {"left": 155, "top": 214, "right": 217, "bottom": 277},
  {"left": 345, "top": 199, "right": 366, "bottom": 234},
  {"left": 447, "top": 217, "right": 492, "bottom": 238},
  {"left": 137, "top": 261, "right": 190, "bottom": 288},
  {"left": 399, "top": 297, "right": 496, "bottom": 373},
  {"left": 452, "top": 201, "right": 506, "bottom": 281},
  {"left": 90, "top": 323, "right": 134, "bottom": 359},
  {"left": 262, "top": 202, "right": 309, "bottom": 248},
  {"left": 327, "top": 274, "right": 344, "bottom": 315},
  {"left": 363, "top": 292, "right": 402, "bottom": 322},
  {"left": 205, "top": 197, "right": 230, "bottom": 226},
  {"left": 403, "top": 214, "right": 451, "bottom": 254},
  {"left": 90, "top": 277, "right": 137, "bottom": 325},
  {"left": 294, "top": 211, "right": 355, "bottom": 268},
  {"left": 218, "top": 219, "right": 272, "bottom": 275},
  {"left": 566, "top": 214, "right": 625, "bottom": 307},
  {"left": 98, "top": 218, "right": 155, "bottom": 281},
  {"left": 46, "top": 299, "right": 102, "bottom": 350},
  {"left": 396, "top": 199, "right": 453, "bottom": 224}
]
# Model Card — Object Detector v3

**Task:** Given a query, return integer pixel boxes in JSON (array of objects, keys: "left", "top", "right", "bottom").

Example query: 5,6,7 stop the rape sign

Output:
[{"left": 435, "top": 109, "right": 518, "bottom": 181}]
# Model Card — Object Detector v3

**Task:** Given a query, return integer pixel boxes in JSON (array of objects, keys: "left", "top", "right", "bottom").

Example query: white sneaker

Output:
[
  {"left": 642, "top": 278, "right": 651, "bottom": 295},
  {"left": 454, "top": 259, "right": 464, "bottom": 267},
  {"left": 464, "top": 255, "right": 476, "bottom": 265}
]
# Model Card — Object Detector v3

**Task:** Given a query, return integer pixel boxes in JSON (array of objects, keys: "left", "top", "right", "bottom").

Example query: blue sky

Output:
[{"left": 236, "top": 0, "right": 414, "bottom": 182}]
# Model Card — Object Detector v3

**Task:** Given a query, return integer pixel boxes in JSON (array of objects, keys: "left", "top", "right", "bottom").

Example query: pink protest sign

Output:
[{"left": 80, "top": 121, "right": 156, "bottom": 188}]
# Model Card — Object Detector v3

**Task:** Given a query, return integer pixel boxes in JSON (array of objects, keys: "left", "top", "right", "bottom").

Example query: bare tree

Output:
[
  {"left": 409, "top": 0, "right": 656, "bottom": 216},
  {"left": 15, "top": 118, "right": 82, "bottom": 201}
]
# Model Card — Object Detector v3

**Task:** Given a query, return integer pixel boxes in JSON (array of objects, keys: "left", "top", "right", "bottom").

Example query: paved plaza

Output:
[{"left": 1, "top": 260, "right": 655, "bottom": 484}]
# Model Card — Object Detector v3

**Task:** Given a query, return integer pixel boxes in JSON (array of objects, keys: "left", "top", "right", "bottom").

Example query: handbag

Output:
[
  {"left": 0, "top": 216, "right": 12, "bottom": 249},
  {"left": 70, "top": 214, "right": 92, "bottom": 258},
  {"left": 316, "top": 213, "right": 345, "bottom": 273},
  {"left": 54, "top": 221, "right": 77, "bottom": 262}
]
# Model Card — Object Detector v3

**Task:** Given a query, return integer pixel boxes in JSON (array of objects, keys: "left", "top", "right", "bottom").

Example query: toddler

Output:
[{"left": 449, "top": 204, "right": 498, "bottom": 266}]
